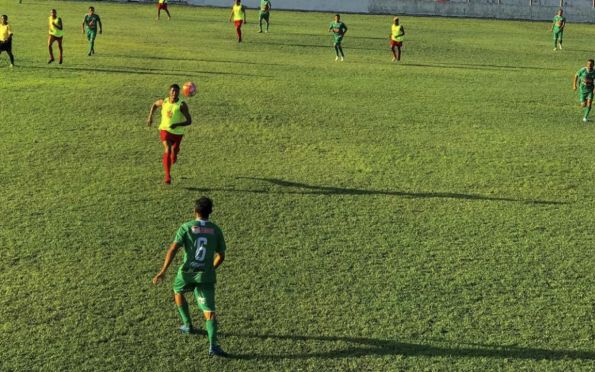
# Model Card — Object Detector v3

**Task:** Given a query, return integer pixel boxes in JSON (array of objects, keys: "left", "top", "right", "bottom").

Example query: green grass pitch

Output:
[{"left": 1, "top": 1, "right": 594, "bottom": 370}]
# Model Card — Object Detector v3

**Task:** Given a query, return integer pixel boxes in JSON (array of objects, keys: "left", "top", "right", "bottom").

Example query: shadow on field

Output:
[
  {"left": 408, "top": 62, "right": 557, "bottom": 72},
  {"left": 256, "top": 40, "right": 379, "bottom": 51},
  {"left": 186, "top": 177, "right": 566, "bottom": 205},
  {"left": 25, "top": 64, "right": 263, "bottom": 78},
  {"left": 110, "top": 54, "right": 286, "bottom": 67},
  {"left": 221, "top": 332, "right": 595, "bottom": 361}
]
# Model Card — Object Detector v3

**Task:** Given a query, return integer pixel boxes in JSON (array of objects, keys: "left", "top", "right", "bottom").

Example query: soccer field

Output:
[{"left": 1, "top": 1, "right": 594, "bottom": 370}]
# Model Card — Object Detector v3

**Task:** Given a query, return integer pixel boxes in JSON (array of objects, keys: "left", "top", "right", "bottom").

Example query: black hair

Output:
[
  {"left": 195, "top": 197, "right": 213, "bottom": 219},
  {"left": 335, "top": 14, "right": 340, "bottom": 18},
  {"left": 1, "top": 15, "right": 7, "bottom": 19},
  {"left": 89, "top": 6, "right": 95, "bottom": 11},
  {"left": 589, "top": 59, "right": 595, "bottom": 65},
  {"left": 170, "top": 84, "right": 180, "bottom": 91}
]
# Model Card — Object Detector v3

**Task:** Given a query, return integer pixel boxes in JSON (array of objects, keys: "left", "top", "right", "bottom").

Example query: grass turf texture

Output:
[{"left": 1, "top": 1, "right": 594, "bottom": 370}]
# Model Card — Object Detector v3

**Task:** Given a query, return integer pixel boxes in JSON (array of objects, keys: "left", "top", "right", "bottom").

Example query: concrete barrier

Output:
[{"left": 130, "top": 0, "right": 595, "bottom": 23}]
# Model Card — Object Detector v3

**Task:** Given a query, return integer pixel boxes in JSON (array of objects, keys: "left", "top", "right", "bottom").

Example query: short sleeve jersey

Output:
[
  {"left": 174, "top": 219, "right": 226, "bottom": 283},
  {"left": 553, "top": 15, "right": 565, "bottom": 31},
  {"left": 0, "top": 24, "right": 12, "bottom": 42},
  {"left": 329, "top": 21, "right": 347, "bottom": 37},
  {"left": 84, "top": 14, "right": 101, "bottom": 32},
  {"left": 260, "top": 0, "right": 271, "bottom": 13},
  {"left": 577, "top": 67, "right": 595, "bottom": 91}
]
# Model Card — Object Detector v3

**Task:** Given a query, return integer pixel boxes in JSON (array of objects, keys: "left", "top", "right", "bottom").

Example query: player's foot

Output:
[
  {"left": 258, "top": 29, "right": 262, "bottom": 33},
  {"left": 558, "top": 45, "right": 562, "bottom": 50},
  {"left": 179, "top": 325, "right": 193, "bottom": 334},
  {"left": 208, "top": 345, "right": 228, "bottom": 357},
  {"left": 340, "top": 56, "right": 344, "bottom": 62},
  {"left": 583, "top": 117, "right": 588, "bottom": 123},
  {"left": 164, "top": 177, "right": 171, "bottom": 185},
  {"left": 9, "top": 64, "right": 13, "bottom": 68},
  {"left": 88, "top": 52, "right": 92, "bottom": 56},
  {"left": 48, "top": 58, "right": 54, "bottom": 64},
  {"left": 335, "top": 56, "right": 339, "bottom": 62},
  {"left": 392, "top": 57, "right": 396, "bottom": 62},
  {"left": 265, "top": 29, "right": 269, "bottom": 33},
  {"left": 553, "top": 48, "right": 557, "bottom": 51},
  {"left": 59, "top": 59, "right": 63, "bottom": 64}
]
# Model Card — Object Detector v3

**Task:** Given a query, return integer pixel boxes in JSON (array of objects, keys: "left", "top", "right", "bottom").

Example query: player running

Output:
[
  {"left": 48, "top": 9, "right": 63, "bottom": 64},
  {"left": 390, "top": 16, "right": 405, "bottom": 62},
  {"left": 258, "top": 0, "right": 271, "bottom": 33},
  {"left": 82, "top": 7, "right": 102, "bottom": 56},
  {"left": 0, "top": 15, "right": 14, "bottom": 68},
  {"left": 328, "top": 14, "right": 347, "bottom": 62},
  {"left": 153, "top": 197, "right": 228, "bottom": 357},
  {"left": 229, "top": 0, "right": 247, "bottom": 43},
  {"left": 147, "top": 84, "right": 192, "bottom": 184},
  {"left": 573, "top": 59, "right": 595, "bottom": 123},
  {"left": 157, "top": 0, "right": 171, "bottom": 21},
  {"left": 551, "top": 9, "right": 565, "bottom": 51}
]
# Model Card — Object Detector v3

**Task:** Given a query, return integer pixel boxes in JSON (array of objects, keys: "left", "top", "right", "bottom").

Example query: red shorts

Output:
[
  {"left": 234, "top": 20, "right": 243, "bottom": 28},
  {"left": 160, "top": 130, "right": 183, "bottom": 146},
  {"left": 157, "top": 3, "right": 168, "bottom": 10},
  {"left": 390, "top": 40, "right": 402, "bottom": 48}
]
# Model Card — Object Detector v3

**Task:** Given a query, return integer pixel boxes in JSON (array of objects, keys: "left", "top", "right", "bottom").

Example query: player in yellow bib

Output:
[
  {"left": 229, "top": 0, "right": 247, "bottom": 43},
  {"left": 147, "top": 84, "right": 193, "bottom": 184},
  {"left": 390, "top": 16, "right": 405, "bottom": 62},
  {"left": 48, "top": 9, "right": 64, "bottom": 64}
]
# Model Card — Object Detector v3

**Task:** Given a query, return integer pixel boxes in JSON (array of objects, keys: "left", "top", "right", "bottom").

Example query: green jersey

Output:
[
  {"left": 83, "top": 14, "right": 101, "bottom": 32},
  {"left": 577, "top": 67, "right": 595, "bottom": 91},
  {"left": 552, "top": 15, "right": 565, "bottom": 32},
  {"left": 173, "top": 219, "right": 226, "bottom": 283},
  {"left": 329, "top": 21, "right": 347, "bottom": 38},
  {"left": 260, "top": 0, "right": 271, "bottom": 14}
]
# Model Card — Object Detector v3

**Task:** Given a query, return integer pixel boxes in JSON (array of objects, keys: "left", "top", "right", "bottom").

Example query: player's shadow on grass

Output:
[
  {"left": 256, "top": 40, "right": 380, "bottom": 51},
  {"left": 112, "top": 54, "right": 286, "bottom": 67},
  {"left": 186, "top": 177, "right": 566, "bottom": 205},
  {"left": 221, "top": 332, "right": 594, "bottom": 361},
  {"left": 25, "top": 64, "right": 262, "bottom": 78}
]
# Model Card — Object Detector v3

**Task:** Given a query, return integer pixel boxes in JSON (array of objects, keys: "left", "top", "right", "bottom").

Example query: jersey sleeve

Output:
[
  {"left": 216, "top": 227, "right": 226, "bottom": 253},
  {"left": 174, "top": 225, "right": 186, "bottom": 245}
]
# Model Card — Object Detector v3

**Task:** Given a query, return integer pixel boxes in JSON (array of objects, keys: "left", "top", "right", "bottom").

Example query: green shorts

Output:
[
  {"left": 579, "top": 88, "right": 594, "bottom": 103},
  {"left": 553, "top": 30, "right": 563, "bottom": 40},
  {"left": 333, "top": 36, "right": 343, "bottom": 46},
  {"left": 259, "top": 12, "right": 270, "bottom": 21},
  {"left": 173, "top": 272, "right": 216, "bottom": 312},
  {"left": 86, "top": 29, "right": 97, "bottom": 42}
]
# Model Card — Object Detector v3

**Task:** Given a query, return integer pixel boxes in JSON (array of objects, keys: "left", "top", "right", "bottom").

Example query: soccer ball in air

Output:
[{"left": 182, "top": 82, "right": 197, "bottom": 97}]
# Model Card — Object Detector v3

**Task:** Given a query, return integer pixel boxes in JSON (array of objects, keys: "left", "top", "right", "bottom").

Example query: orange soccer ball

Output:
[{"left": 182, "top": 81, "right": 197, "bottom": 97}]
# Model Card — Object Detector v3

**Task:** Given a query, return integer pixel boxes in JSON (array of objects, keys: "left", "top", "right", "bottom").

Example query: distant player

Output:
[
  {"left": 390, "top": 16, "right": 405, "bottom": 62},
  {"left": 0, "top": 15, "right": 14, "bottom": 68},
  {"left": 573, "top": 59, "right": 595, "bottom": 123},
  {"left": 229, "top": 0, "right": 247, "bottom": 43},
  {"left": 152, "top": 197, "right": 228, "bottom": 357},
  {"left": 157, "top": 0, "right": 171, "bottom": 21},
  {"left": 82, "top": 7, "right": 102, "bottom": 56},
  {"left": 258, "top": 0, "right": 271, "bottom": 33},
  {"left": 48, "top": 9, "right": 63, "bottom": 64},
  {"left": 551, "top": 9, "right": 565, "bottom": 51},
  {"left": 328, "top": 14, "right": 347, "bottom": 62},
  {"left": 146, "top": 84, "right": 192, "bottom": 184}
]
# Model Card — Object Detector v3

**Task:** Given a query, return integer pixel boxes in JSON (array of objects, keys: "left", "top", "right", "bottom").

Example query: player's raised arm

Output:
[
  {"left": 152, "top": 242, "right": 181, "bottom": 284},
  {"left": 147, "top": 98, "right": 164, "bottom": 126}
]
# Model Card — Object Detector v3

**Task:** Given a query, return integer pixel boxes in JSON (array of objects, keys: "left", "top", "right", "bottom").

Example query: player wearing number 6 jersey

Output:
[{"left": 153, "top": 197, "right": 228, "bottom": 357}]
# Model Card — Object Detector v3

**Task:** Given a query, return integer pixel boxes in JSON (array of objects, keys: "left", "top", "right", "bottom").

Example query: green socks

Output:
[
  {"left": 584, "top": 106, "right": 591, "bottom": 120},
  {"left": 177, "top": 301, "right": 192, "bottom": 327},
  {"left": 206, "top": 319, "right": 218, "bottom": 346}
]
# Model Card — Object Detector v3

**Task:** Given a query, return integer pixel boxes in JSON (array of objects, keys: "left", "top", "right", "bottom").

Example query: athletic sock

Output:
[
  {"left": 334, "top": 45, "right": 340, "bottom": 57},
  {"left": 162, "top": 153, "right": 171, "bottom": 181},
  {"left": 177, "top": 301, "right": 192, "bottom": 327},
  {"left": 584, "top": 106, "right": 592, "bottom": 119},
  {"left": 206, "top": 319, "right": 218, "bottom": 347},
  {"left": 339, "top": 46, "right": 345, "bottom": 57}
]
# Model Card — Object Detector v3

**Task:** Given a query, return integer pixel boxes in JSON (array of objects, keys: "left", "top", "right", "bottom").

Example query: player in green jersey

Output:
[
  {"left": 328, "top": 14, "right": 347, "bottom": 62},
  {"left": 258, "top": 0, "right": 271, "bottom": 33},
  {"left": 81, "top": 7, "right": 102, "bottom": 56},
  {"left": 573, "top": 59, "right": 595, "bottom": 123},
  {"left": 153, "top": 197, "right": 228, "bottom": 357},
  {"left": 551, "top": 9, "right": 566, "bottom": 51}
]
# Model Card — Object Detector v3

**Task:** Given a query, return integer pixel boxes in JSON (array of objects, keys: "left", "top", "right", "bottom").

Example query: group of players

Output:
[{"left": 1, "top": 2, "right": 595, "bottom": 358}]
